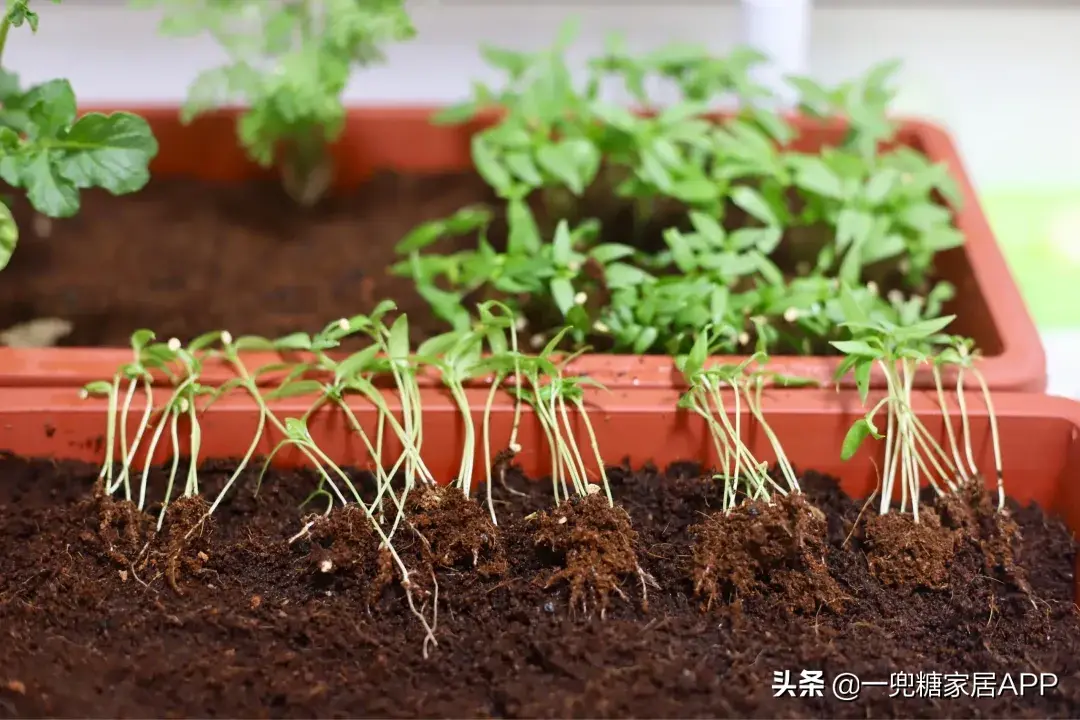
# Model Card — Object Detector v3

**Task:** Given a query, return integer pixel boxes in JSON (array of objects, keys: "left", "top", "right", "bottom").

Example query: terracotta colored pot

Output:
[
  {"left": 1, "top": 386, "right": 1071, "bottom": 515},
  {"left": 0, "top": 106, "right": 1044, "bottom": 393}
]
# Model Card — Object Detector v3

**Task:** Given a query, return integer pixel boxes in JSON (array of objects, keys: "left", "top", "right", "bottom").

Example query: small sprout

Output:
[
  {"left": 167, "top": 337, "right": 181, "bottom": 352},
  {"left": 220, "top": 330, "right": 233, "bottom": 346}
]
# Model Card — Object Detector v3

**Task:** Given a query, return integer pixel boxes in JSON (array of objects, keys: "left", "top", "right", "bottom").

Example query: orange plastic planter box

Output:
[
  {"left": 1, "top": 388, "right": 1076, "bottom": 566},
  {"left": 0, "top": 107, "right": 1045, "bottom": 393}
]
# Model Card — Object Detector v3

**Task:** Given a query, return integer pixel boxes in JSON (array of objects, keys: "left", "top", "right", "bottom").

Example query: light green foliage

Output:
[
  {"left": 0, "top": 0, "right": 158, "bottom": 270},
  {"left": 137, "top": 0, "right": 415, "bottom": 206},
  {"left": 402, "top": 20, "right": 964, "bottom": 359}
]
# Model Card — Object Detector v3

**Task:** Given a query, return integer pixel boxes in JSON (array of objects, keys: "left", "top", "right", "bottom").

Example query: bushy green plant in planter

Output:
[
  {"left": 0, "top": 0, "right": 158, "bottom": 270},
  {"left": 396, "top": 20, "right": 965, "bottom": 361}
]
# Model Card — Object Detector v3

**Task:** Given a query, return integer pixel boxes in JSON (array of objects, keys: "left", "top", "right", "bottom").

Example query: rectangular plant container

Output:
[
  {"left": 0, "top": 388, "right": 1074, "bottom": 537},
  {"left": 0, "top": 106, "right": 1045, "bottom": 393}
]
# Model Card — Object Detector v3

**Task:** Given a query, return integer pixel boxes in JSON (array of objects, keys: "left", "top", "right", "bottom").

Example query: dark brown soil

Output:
[
  {"left": 0, "top": 174, "right": 493, "bottom": 347},
  {"left": 2, "top": 455, "right": 1079, "bottom": 718}
]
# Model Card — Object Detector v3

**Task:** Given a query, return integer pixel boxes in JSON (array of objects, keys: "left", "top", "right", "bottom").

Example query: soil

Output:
[
  {"left": 0, "top": 174, "right": 495, "bottom": 347},
  {"left": 2, "top": 456, "right": 1079, "bottom": 718}
]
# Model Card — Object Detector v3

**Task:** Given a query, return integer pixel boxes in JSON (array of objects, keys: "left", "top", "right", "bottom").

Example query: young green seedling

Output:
[
  {"left": 137, "top": 0, "right": 414, "bottom": 206},
  {"left": 0, "top": 0, "right": 158, "bottom": 269}
]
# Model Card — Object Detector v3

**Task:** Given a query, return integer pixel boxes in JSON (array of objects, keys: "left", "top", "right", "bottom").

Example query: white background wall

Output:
[{"left": 5, "top": 2, "right": 1079, "bottom": 191}]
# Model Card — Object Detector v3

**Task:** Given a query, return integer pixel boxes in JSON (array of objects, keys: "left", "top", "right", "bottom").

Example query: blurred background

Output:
[{"left": 7, "top": 0, "right": 1078, "bottom": 393}]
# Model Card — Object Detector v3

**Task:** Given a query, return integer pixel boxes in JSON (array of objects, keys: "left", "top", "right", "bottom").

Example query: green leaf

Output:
[
  {"left": 854, "top": 361, "right": 872, "bottom": 404},
  {"left": 730, "top": 185, "right": 779, "bottom": 226},
  {"left": 605, "top": 262, "right": 654, "bottom": 289},
  {"left": 274, "top": 332, "right": 313, "bottom": 351},
  {"left": 130, "top": 329, "right": 155, "bottom": 353},
  {"left": 0, "top": 200, "right": 16, "bottom": 271},
  {"left": 507, "top": 198, "right": 541, "bottom": 254},
  {"left": 505, "top": 151, "right": 543, "bottom": 186},
  {"left": 471, "top": 135, "right": 512, "bottom": 194},
  {"left": 395, "top": 218, "right": 445, "bottom": 253},
  {"left": 840, "top": 418, "right": 872, "bottom": 461},
  {"left": 836, "top": 207, "right": 874, "bottom": 252},
  {"left": 830, "top": 340, "right": 878, "bottom": 357},
  {"left": 335, "top": 345, "right": 380, "bottom": 382},
  {"left": 387, "top": 315, "right": 410, "bottom": 360},
  {"left": 589, "top": 243, "right": 636, "bottom": 264},
  {"left": 552, "top": 220, "right": 573, "bottom": 266},
  {"left": 269, "top": 380, "right": 325, "bottom": 400},
  {"left": 82, "top": 380, "right": 114, "bottom": 397},
  {"left": 550, "top": 277, "right": 575, "bottom": 315},
  {"left": 791, "top": 156, "right": 846, "bottom": 200},
  {"left": 632, "top": 326, "right": 659, "bottom": 354},
  {"left": 536, "top": 139, "right": 599, "bottom": 195}
]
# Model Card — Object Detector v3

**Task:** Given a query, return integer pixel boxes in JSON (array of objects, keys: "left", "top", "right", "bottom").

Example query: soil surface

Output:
[
  {"left": 2, "top": 456, "right": 1079, "bottom": 718},
  {"left": 0, "top": 174, "right": 493, "bottom": 347}
]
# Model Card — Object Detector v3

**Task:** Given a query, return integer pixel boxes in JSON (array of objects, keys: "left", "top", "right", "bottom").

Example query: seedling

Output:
[
  {"left": 137, "top": 0, "right": 415, "bottom": 206},
  {"left": 832, "top": 285, "right": 1004, "bottom": 520},
  {"left": 676, "top": 331, "right": 805, "bottom": 512},
  {"left": 0, "top": 0, "right": 158, "bottom": 269}
]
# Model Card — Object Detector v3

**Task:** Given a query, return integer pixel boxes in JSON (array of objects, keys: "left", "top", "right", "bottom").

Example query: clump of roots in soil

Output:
[
  {"left": 533, "top": 492, "right": 656, "bottom": 615},
  {"left": 677, "top": 344, "right": 840, "bottom": 613},
  {"left": 691, "top": 492, "right": 842, "bottom": 613},
  {"left": 834, "top": 308, "right": 1011, "bottom": 592}
]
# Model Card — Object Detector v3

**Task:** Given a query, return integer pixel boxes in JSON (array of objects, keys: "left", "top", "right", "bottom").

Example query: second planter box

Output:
[{"left": 0, "top": 106, "right": 1044, "bottom": 392}]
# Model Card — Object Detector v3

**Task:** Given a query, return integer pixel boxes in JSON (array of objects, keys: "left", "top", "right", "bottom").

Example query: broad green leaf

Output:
[
  {"left": 854, "top": 361, "right": 872, "bottom": 403},
  {"left": 274, "top": 332, "right": 313, "bottom": 351},
  {"left": 605, "top": 262, "right": 654, "bottom": 289},
  {"left": 130, "top": 329, "right": 155, "bottom": 353},
  {"left": 55, "top": 112, "right": 157, "bottom": 194},
  {"left": 632, "top": 326, "right": 659, "bottom": 354},
  {"left": 730, "top": 185, "right": 779, "bottom": 226},
  {"left": 552, "top": 220, "right": 573, "bottom": 266},
  {"left": 550, "top": 277, "right": 575, "bottom": 315},
  {"left": 471, "top": 135, "right": 512, "bottom": 194},
  {"left": 505, "top": 151, "right": 543, "bottom": 186},
  {"left": 836, "top": 207, "right": 873, "bottom": 252},
  {"left": 840, "top": 418, "right": 872, "bottom": 461},
  {"left": 506, "top": 198, "right": 541, "bottom": 254},
  {"left": 395, "top": 218, "right": 445, "bottom": 253},
  {"left": 830, "top": 340, "right": 878, "bottom": 357},
  {"left": 335, "top": 345, "right": 380, "bottom": 382},
  {"left": 0, "top": 201, "right": 16, "bottom": 271},
  {"left": 791, "top": 156, "right": 846, "bottom": 200},
  {"left": 387, "top": 315, "right": 410, "bottom": 360},
  {"left": 589, "top": 243, "right": 636, "bottom": 264}
]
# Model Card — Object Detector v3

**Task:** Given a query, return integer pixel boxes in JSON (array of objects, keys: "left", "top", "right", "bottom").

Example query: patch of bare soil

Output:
[{"left": 1, "top": 457, "right": 1079, "bottom": 718}]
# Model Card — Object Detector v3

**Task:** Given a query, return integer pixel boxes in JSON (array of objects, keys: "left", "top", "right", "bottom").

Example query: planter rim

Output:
[{"left": 0, "top": 107, "right": 1045, "bottom": 393}]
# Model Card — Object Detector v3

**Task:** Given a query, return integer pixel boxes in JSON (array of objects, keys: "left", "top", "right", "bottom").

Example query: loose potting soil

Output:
[{"left": 2, "top": 454, "right": 1078, "bottom": 718}]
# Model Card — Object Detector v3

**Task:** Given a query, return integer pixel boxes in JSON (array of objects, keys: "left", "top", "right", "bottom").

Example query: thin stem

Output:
[
  {"left": 972, "top": 367, "right": 1004, "bottom": 511},
  {"left": 573, "top": 397, "right": 613, "bottom": 506},
  {"left": 956, "top": 368, "right": 979, "bottom": 478},
  {"left": 932, "top": 364, "right": 969, "bottom": 484}
]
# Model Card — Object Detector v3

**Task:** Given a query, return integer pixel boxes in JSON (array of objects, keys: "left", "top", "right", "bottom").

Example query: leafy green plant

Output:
[
  {"left": 0, "top": 0, "right": 158, "bottom": 270},
  {"left": 832, "top": 286, "right": 1004, "bottom": 520},
  {"left": 675, "top": 331, "right": 809, "bottom": 512},
  {"left": 137, "top": 0, "right": 415, "bottom": 206},
  {"left": 404, "top": 24, "right": 967, "bottom": 362}
]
